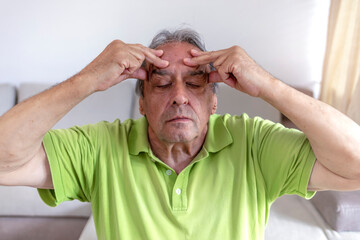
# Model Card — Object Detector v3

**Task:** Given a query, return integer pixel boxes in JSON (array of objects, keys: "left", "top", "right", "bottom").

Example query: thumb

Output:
[
  {"left": 129, "top": 67, "right": 147, "bottom": 80},
  {"left": 208, "top": 71, "right": 223, "bottom": 83},
  {"left": 210, "top": 71, "right": 238, "bottom": 89}
]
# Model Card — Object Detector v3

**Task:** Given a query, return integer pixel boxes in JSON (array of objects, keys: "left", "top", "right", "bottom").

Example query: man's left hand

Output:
[{"left": 183, "top": 46, "right": 273, "bottom": 98}]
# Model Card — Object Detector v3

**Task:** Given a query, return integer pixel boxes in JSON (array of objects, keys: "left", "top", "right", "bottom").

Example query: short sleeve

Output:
[
  {"left": 38, "top": 125, "right": 97, "bottom": 207},
  {"left": 252, "top": 118, "right": 317, "bottom": 202}
]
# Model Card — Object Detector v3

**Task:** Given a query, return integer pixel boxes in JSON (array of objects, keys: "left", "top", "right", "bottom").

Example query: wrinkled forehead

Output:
[
  {"left": 146, "top": 42, "right": 209, "bottom": 72},
  {"left": 156, "top": 42, "right": 196, "bottom": 60}
]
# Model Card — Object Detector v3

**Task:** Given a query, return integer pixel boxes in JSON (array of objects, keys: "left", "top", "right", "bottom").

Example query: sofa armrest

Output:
[
  {"left": 310, "top": 191, "right": 360, "bottom": 231},
  {"left": 79, "top": 215, "right": 96, "bottom": 240}
]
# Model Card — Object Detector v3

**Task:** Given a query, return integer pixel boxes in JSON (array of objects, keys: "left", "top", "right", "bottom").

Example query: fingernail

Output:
[{"left": 184, "top": 58, "right": 191, "bottom": 62}]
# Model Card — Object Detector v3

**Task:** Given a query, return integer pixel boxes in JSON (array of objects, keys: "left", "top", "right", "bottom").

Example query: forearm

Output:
[
  {"left": 0, "top": 73, "right": 95, "bottom": 171},
  {"left": 261, "top": 78, "right": 360, "bottom": 180}
]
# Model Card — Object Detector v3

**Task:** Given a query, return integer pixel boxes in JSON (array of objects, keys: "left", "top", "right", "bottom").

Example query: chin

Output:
[{"left": 162, "top": 131, "right": 196, "bottom": 143}]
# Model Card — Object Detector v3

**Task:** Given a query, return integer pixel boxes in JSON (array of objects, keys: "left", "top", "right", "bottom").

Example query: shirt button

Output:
[
  {"left": 176, "top": 188, "right": 181, "bottom": 195},
  {"left": 166, "top": 170, "right": 172, "bottom": 176}
]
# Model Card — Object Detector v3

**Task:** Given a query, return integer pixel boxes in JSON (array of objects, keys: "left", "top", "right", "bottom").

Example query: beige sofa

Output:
[{"left": 1, "top": 82, "right": 360, "bottom": 240}]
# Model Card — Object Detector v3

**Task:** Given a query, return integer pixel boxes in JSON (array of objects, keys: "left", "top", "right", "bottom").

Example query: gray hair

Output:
[{"left": 135, "top": 28, "right": 217, "bottom": 97}]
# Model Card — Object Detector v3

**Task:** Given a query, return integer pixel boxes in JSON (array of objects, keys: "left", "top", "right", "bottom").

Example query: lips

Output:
[
  {"left": 167, "top": 116, "right": 192, "bottom": 122},
  {"left": 163, "top": 106, "right": 195, "bottom": 123}
]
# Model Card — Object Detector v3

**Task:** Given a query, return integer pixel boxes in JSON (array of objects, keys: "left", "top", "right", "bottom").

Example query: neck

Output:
[{"left": 148, "top": 128, "right": 207, "bottom": 174}]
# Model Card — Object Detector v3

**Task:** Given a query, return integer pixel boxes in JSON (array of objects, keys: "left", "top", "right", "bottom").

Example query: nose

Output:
[{"left": 171, "top": 82, "right": 189, "bottom": 106}]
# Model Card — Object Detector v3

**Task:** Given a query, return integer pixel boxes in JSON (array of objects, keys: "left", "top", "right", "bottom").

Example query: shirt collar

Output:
[
  {"left": 128, "top": 117, "right": 150, "bottom": 155},
  {"left": 128, "top": 114, "right": 233, "bottom": 155},
  {"left": 203, "top": 114, "right": 233, "bottom": 153}
]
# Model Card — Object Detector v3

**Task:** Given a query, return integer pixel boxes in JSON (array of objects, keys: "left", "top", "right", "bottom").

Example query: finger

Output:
[
  {"left": 218, "top": 58, "right": 239, "bottom": 88},
  {"left": 209, "top": 70, "right": 236, "bottom": 89},
  {"left": 212, "top": 55, "right": 227, "bottom": 69},
  {"left": 190, "top": 49, "right": 202, "bottom": 57},
  {"left": 136, "top": 45, "right": 164, "bottom": 57},
  {"left": 129, "top": 68, "right": 147, "bottom": 80},
  {"left": 151, "top": 49, "right": 164, "bottom": 57},
  {"left": 222, "top": 75, "right": 237, "bottom": 89},
  {"left": 143, "top": 50, "right": 169, "bottom": 68},
  {"left": 217, "top": 67, "right": 230, "bottom": 82},
  {"left": 208, "top": 71, "right": 223, "bottom": 83},
  {"left": 184, "top": 50, "right": 222, "bottom": 67},
  {"left": 130, "top": 44, "right": 167, "bottom": 67},
  {"left": 139, "top": 45, "right": 166, "bottom": 64}
]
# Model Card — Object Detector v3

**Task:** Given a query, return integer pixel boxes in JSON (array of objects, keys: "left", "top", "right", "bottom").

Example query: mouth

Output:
[{"left": 167, "top": 116, "right": 192, "bottom": 123}]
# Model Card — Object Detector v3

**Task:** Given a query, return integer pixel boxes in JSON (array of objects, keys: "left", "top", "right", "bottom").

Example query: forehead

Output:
[
  {"left": 147, "top": 42, "right": 206, "bottom": 72},
  {"left": 156, "top": 42, "right": 199, "bottom": 60}
]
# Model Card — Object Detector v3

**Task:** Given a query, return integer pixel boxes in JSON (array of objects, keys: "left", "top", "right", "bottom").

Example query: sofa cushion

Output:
[
  {"left": 0, "top": 84, "right": 16, "bottom": 116},
  {"left": 310, "top": 191, "right": 360, "bottom": 231},
  {"left": 0, "top": 216, "right": 88, "bottom": 240}
]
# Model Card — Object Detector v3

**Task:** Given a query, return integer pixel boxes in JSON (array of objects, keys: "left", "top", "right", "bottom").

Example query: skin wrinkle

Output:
[{"left": 139, "top": 42, "right": 217, "bottom": 173}]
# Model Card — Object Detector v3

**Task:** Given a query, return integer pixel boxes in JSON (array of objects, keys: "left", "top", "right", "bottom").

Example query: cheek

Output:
[
  {"left": 190, "top": 94, "right": 215, "bottom": 116},
  {"left": 142, "top": 96, "right": 167, "bottom": 118}
]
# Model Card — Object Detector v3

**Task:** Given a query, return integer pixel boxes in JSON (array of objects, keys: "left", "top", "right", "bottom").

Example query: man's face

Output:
[{"left": 139, "top": 42, "right": 217, "bottom": 144}]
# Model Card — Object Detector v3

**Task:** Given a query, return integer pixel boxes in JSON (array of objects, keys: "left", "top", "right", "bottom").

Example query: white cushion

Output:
[{"left": 265, "top": 195, "right": 360, "bottom": 240}]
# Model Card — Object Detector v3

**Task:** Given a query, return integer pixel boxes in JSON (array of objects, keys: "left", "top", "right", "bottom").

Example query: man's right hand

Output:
[
  {"left": 79, "top": 40, "right": 169, "bottom": 92},
  {"left": 0, "top": 40, "right": 168, "bottom": 188}
]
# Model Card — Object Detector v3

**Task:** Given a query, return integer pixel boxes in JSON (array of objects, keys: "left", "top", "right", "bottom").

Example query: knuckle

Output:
[
  {"left": 111, "top": 39, "right": 124, "bottom": 47},
  {"left": 231, "top": 45, "right": 241, "bottom": 50},
  {"left": 233, "top": 67, "right": 242, "bottom": 76},
  {"left": 119, "top": 59, "right": 129, "bottom": 67},
  {"left": 231, "top": 45, "right": 243, "bottom": 53},
  {"left": 114, "top": 50, "right": 124, "bottom": 59},
  {"left": 213, "top": 61, "right": 221, "bottom": 68}
]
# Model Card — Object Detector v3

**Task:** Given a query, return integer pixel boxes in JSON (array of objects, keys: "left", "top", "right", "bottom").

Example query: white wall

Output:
[{"left": 0, "top": 0, "right": 330, "bottom": 97}]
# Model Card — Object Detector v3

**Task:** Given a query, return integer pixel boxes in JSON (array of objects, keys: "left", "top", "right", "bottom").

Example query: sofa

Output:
[{"left": 0, "top": 81, "right": 359, "bottom": 240}]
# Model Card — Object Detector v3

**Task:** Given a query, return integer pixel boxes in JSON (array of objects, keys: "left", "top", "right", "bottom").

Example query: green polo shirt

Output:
[{"left": 38, "top": 114, "right": 316, "bottom": 240}]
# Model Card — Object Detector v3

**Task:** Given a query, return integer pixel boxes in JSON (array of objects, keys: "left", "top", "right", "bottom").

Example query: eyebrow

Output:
[
  {"left": 189, "top": 70, "right": 206, "bottom": 76},
  {"left": 151, "top": 69, "right": 169, "bottom": 76},
  {"left": 151, "top": 69, "right": 206, "bottom": 76}
]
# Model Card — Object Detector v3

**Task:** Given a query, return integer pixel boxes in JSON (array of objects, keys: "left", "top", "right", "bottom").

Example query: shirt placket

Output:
[{"left": 171, "top": 167, "right": 190, "bottom": 212}]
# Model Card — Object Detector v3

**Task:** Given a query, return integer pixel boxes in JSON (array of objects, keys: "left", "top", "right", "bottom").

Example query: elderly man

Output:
[{"left": 0, "top": 28, "right": 359, "bottom": 239}]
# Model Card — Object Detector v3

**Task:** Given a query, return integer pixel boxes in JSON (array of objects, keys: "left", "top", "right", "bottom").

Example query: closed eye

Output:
[
  {"left": 156, "top": 83, "right": 172, "bottom": 88},
  {"left": 186, "top": 82, "right": 201, "bottom": 88}
]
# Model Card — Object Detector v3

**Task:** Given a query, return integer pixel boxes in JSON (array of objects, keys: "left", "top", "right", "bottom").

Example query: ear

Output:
[
  {"left": 211, "top": 95, "right": 217, "bottom": 114},
  {"left": 139, "top": 97, "right": 145, "bottom": 115}
]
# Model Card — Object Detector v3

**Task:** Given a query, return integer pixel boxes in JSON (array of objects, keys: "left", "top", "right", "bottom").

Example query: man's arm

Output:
[
  {"left": 0, "top": 40, "right": 168, "bottom": 188},
  {"left": 184, "top": 46, "right": 360, "bottom": 191},
  {"left": 263, "top": 79, "right": 360, "bottom": 191}
]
